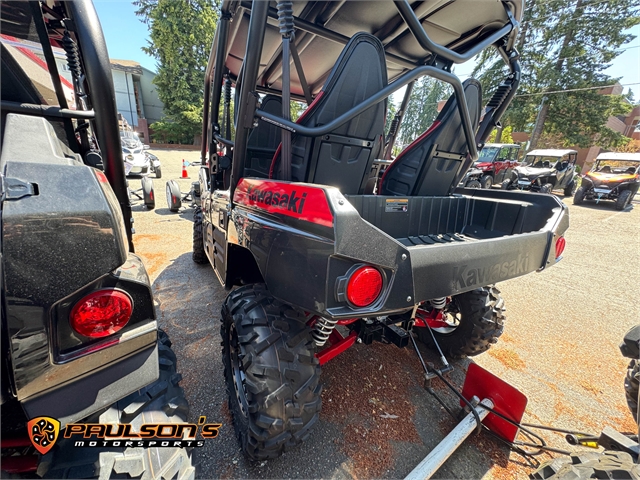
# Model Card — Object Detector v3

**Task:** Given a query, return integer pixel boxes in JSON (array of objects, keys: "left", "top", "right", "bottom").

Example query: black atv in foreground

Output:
[
  {"left": 1, "top": 2, "right": 193, "bottom": 477},
  {"left": 574, "top": 152, "right": 640, "bottom": 210},
  {"left": 195, "top": 0, "right": 568, "bottom": 460},
  {"left": 504, "top": 149, "right": 578, "bottom": 195}
]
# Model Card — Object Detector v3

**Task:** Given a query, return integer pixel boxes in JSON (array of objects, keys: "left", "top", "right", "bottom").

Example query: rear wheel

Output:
[
  {"left": 466, "top": 179, "right": 482, "bottom": 189},
  {"left": 221, "top": 284, "right": 322, "bottom": 460},
  {"left": 625, "top": 360, "right": 639, "bottom": 423},
  {"left": 539, "top": 183, "right": 554, "bottom": 194},
  {"left": 501, "top": 178, "right": 512, "bottom": 190},
  {"left": 416, "top": 286, "right": 505, "bottom": 358},
  {"left": 529, "top": 451, "right": 640, "bottom": 479},
  {"left": 573, "top": 186, "right": 586, "bottom": 205},
  {"left": 166, "top": 180, "right": 182, "bottom": 212},
  {"left": 141, "top": 177, "right": 155, "bottom": 210},
  {"left": 38, "top": 330, "right": 195, "bottom": 479},
  {"left": 480, "top": 175, "right": 493, "bottom": 189},
  {"left": 616, "top": 189, "right": 632, "bottom": 211},
  {"left": 192, "top": 206, "right": 207, "bottom": 264}
]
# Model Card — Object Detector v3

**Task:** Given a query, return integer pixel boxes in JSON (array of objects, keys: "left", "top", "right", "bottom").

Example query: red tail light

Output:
[
  {"left": 555, "top": 236, "right": 566, "bottom": 259},
  {"left": 346, "top": 266, "right": 383, "bottom": 308},
  {"left": 70, "top": 289, "right": 133, "bottom": 338}
]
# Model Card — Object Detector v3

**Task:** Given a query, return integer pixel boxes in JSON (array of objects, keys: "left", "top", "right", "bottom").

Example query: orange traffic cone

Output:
[{"left": 181, "top": 159, "right": 189, "bottom": 179}]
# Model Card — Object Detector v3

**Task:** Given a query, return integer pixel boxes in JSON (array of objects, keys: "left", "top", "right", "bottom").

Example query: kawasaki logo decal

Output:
[
  {"left": 247, "top": 186, "right": 307, "bottom": 213},
  {"left": 234, "top": 178, "right": 334, "bottom": 227},
  {"left": 453, "top": 254, "right": 530, "bottom": 289}
]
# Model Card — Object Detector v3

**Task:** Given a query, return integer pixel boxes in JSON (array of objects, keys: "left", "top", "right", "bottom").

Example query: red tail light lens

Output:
[
  {"left": 70, "top": 290, "right": 133, "bottom": 338},
  {"left": 346, "top": 266, "right": 383, "bottom": 308},
  {"left": 555, "top": 236, "right": 566, "bottom": 259}
]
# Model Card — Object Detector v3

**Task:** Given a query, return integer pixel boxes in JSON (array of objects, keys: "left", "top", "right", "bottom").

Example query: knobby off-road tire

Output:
[
  {"left": 501, "top": 178, "right": 512, "bottom": 190},
  {"left": 540, "top": 183, "right": 554, "bottom": 194},
  {"left": 625, "top": 360, "right": 639, "bottom": 423},
  {"left": 466, "top": 179, "right": 482, "bottom": 189},
  {"left": 529, "top": 451, "right": 640, "bottom": 479},
  {"left": 38, "top": 331, "right": 195, "bottom": 480},
  {"left": 616, "top": 189, "right": 632, "bottom": 211},
  {"left": 416, "top": 286, "right": 506, "bottom": 359},
  {"left": 192, "top": 206, "right": 207, "bottom": 264},
  {"left": 480, "top": 174, "right": 493, "bottom": 189},
  {"left": 563, "top": 181, "right": 576, "bottom": 197},
  {"left": 573, "top": 186, "right": 586, "bottom": 205},
  {"left": 221, "top": 284, "right": 322, "bottom": 460}
]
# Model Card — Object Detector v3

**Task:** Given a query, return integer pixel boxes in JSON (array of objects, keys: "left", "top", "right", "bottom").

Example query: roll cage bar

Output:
[
  {"left": 1, "top": 0, "right": 134, "bottom": 251},
  {"left": 201, "top": 0, "right": 522, "bottom": 196}
]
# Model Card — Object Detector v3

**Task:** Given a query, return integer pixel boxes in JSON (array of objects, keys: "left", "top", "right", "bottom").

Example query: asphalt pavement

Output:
[{"left": 130, "top": 149, "right": 640, "bottom": 479}]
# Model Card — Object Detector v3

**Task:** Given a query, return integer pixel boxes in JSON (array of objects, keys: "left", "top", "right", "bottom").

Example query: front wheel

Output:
[
  {"left": 416, "top": 286, "right": 505, "bottom": 358},
  {"left": 616, "top": 189, "right": 632, "bottom": 211},
  {"left": 221, "top": 284, "right": 322, "bottom": 460},
  {"left": 154, "top": 166, "right": 162, "bottom": 179},
  {"left": 573, "top": 186, "right": 586, "bottom": 205},
  {"left": 539, "top": 183, "right": 554, "bottom": 194},
  {"left": 192, "top": 206, "right": 207, "bottom": 264},
  {"left": 480, "top": 175, "right": 493, "bottom": 189},
  {"left": 466, "top": 179, "right": 482, "bottom": 189}
]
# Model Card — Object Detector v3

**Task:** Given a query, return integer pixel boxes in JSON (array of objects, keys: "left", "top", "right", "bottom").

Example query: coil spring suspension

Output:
[
  {"left": 312, "top": 317, "right": 338, "bottom": 347},
  {"left": 62, "top": 32, "right": 83, "bottom": 81},
  {"left": 430, "top": 297, "right": 447, "bottom": 310},
  {"left": 276, "top": 0, "right": 294, "bottom": 37}
]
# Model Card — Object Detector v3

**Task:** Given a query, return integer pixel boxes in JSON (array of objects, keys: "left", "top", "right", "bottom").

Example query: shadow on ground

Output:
[{"left": 151, "top": 253, "right": 511, "bottom": 479}]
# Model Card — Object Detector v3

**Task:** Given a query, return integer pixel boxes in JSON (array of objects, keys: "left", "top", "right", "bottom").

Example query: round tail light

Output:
[
  {"left": 555, "top": 236, "right": 566, "bottom": 259},
  {"left": 346, "top": 266, "right": 383, "bottom": 308},
  {"left": 70, "top": 289, "right": 133, "bottom": 338}
]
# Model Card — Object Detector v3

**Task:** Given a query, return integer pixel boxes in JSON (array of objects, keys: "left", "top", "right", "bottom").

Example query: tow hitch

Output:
[{"left": 405, "top": 322, "right": 640, "bottom": 479}]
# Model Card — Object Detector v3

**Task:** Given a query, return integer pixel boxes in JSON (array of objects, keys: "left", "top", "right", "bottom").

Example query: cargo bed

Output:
[{"left": 228, "top": 180, "right": 569, "bottom": 319}]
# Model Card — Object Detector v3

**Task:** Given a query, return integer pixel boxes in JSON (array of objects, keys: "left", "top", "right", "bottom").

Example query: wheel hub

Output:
[{"left": 228, "top": 324, "right": 249, "bottom": 418}]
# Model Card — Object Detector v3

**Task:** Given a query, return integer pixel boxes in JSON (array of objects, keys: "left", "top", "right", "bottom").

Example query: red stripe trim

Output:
[{"left": 233, "top": 178, "right": 334, "bottom": 228}]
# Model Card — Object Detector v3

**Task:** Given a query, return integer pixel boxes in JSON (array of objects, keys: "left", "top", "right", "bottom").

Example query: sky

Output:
[{"left": 95, "top": 1, "right": 640, "bottom": 100}]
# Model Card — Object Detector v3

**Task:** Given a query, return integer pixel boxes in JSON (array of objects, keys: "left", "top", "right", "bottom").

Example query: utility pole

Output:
[{"left": 528, "top": 95, "right": 548, "bottom": 150}]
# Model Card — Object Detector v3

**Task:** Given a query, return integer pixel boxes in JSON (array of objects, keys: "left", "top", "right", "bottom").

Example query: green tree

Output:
[
  {"left": 397, "top": 78, "right": 450, "bottom": 147},
  {"left": 473, "top": 0, "right": 639, "bottom": 150},
  {"left": 134, "top": 0, "right": 218, "bottom": 144}
]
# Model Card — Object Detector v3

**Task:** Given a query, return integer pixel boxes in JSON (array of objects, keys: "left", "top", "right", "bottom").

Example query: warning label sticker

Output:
[{"left": 385, "top": 198, "right": 409, "bottom": 213}]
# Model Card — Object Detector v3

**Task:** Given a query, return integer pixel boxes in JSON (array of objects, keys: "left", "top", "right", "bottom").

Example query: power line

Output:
[{"left": 514, "top": 82, "right": 640, "bottom": 97}]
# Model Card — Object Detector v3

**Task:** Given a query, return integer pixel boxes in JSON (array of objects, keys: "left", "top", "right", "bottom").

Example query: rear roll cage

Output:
[{"left": 201, "top": 0, "right": 521, "bottom": 196}]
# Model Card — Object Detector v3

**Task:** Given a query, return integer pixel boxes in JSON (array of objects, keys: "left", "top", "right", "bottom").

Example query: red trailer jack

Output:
[{"left": 406, "top": 334, "right": 529, "bottom": 479}]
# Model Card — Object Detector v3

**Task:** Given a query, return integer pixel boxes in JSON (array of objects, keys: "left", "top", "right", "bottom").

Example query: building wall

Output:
[
  {"left": 139, "top": 67, "right": 163, "bottom": 125},
  {"left": 112, "top": 70, "right": 138, "bottom": 127}
]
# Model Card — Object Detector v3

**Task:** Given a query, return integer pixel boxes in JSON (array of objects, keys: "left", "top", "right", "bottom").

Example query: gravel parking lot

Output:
[{"left": 131, "top": 149, "right": 639, "bottom": 479}]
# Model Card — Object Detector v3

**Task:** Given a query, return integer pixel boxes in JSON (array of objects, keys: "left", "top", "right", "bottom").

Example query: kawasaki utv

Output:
[
  {"left": 503, "top": 148, "right": 578, "bottom": 195},
  {"left": 195, "top": 0, "right": 569, "bottom": 460},
  {"left": 1, "top": 2, "right": 193, "bottom": 477},
  {"left": 574, "top": 152, "right": 640, "bottom": 210},
  {"left": 475, "top": 143, "right": 521, "bottom": 188}
]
